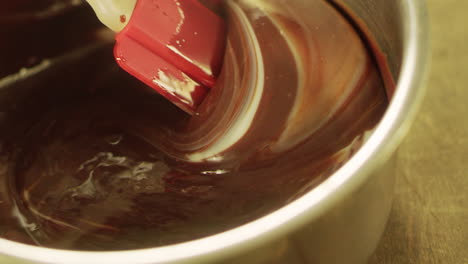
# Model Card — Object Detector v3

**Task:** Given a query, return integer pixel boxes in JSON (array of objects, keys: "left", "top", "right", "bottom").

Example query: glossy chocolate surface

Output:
[{"left": 0, "top": 0, "right": 388, "bottom": 250}]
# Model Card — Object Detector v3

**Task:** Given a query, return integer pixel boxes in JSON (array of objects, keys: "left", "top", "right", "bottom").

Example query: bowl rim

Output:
[{"left": 0, "top": 0, "right": 429, "bottom": 263}]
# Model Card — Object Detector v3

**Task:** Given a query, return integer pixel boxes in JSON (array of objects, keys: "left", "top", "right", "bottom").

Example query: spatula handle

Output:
[{"left": 87, "top": 0, "right": 137, "bottom": 32}]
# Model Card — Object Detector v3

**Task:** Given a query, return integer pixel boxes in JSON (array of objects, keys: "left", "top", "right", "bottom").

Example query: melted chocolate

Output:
[{"left": 0, "top": 0, "right": 389, "bottom": 250}]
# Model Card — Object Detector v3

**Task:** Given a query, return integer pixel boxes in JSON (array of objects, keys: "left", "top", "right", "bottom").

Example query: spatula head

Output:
[{"left": 114, "top": 0, "right": 226, "bottom": 114}]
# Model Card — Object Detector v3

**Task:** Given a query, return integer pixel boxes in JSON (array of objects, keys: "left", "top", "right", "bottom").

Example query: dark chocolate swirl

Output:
[{"left": 0, "top": 0, "right": 388, "bottom": 250}]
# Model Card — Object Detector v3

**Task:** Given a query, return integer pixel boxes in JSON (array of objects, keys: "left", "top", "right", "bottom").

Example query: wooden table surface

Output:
[{"left": 369, "top": 0, "right": 468, "bottom": 263}]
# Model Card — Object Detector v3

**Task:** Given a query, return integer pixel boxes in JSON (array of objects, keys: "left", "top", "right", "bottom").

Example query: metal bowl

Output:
[{"left": 0, "top": 0, "right": 429, "bottom": 263}]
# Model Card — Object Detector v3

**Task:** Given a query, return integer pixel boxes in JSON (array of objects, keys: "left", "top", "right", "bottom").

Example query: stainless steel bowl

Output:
[{"left": 0, "top": 0, "right": 429, "bottom": 263}]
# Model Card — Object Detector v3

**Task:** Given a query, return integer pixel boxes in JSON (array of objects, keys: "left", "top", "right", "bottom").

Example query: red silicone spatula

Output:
[{"left": 87, "top": 0, "right": 226, "bottom": 114}]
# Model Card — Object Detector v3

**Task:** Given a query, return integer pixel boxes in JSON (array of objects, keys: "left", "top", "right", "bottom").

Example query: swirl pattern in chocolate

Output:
[{"left": 0, "top": 0, "right": 388, "bottom": 250}]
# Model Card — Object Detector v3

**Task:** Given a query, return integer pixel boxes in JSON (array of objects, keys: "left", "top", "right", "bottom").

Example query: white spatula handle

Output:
[{"left": 87, "top": 0, "right": 137, "bottom": 32}]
